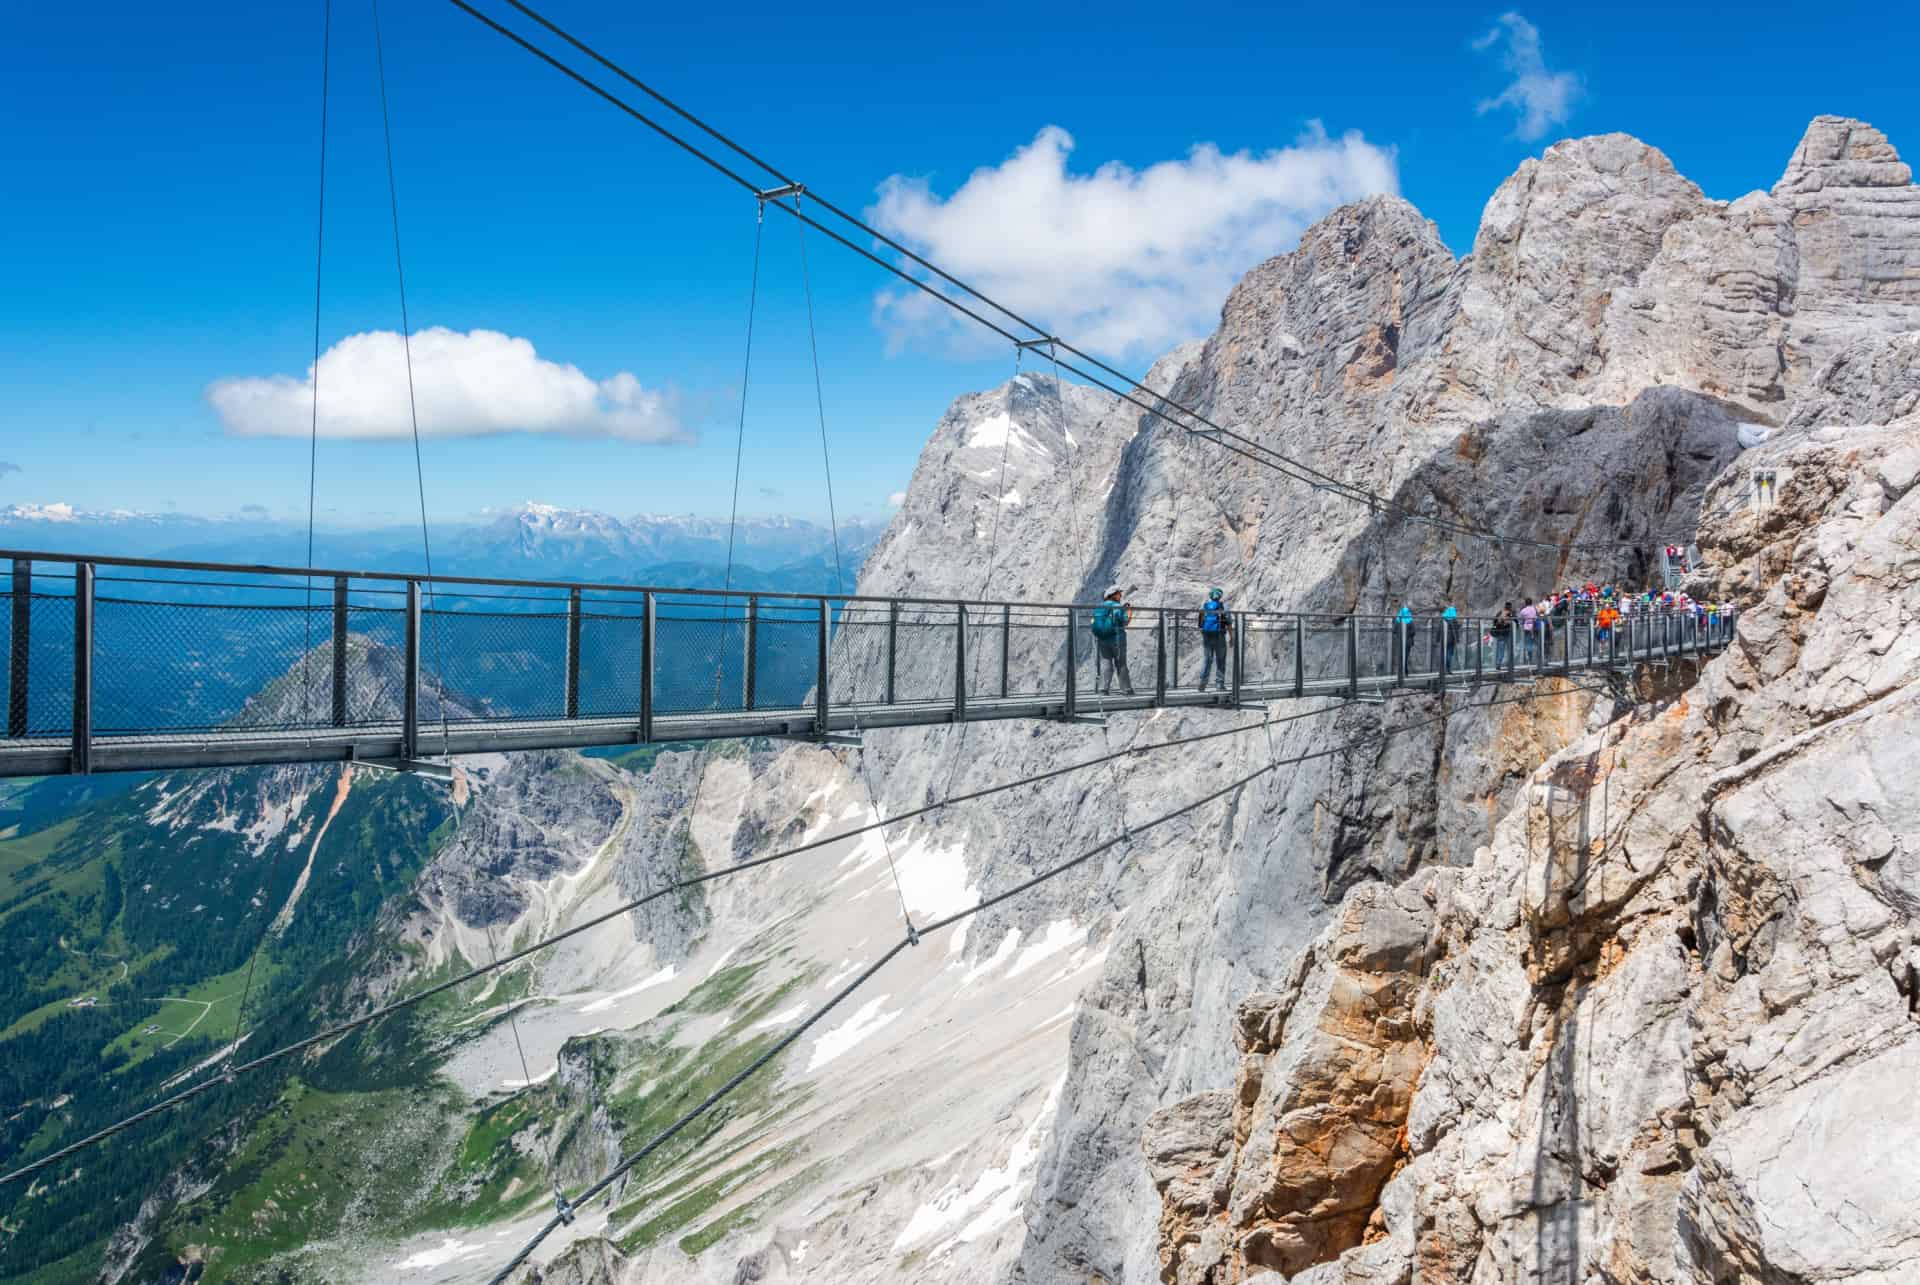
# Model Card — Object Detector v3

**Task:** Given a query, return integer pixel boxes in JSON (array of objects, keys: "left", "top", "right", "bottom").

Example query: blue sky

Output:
[{"left": 3, "top": 0, "right": 1914, "bottom": 530}]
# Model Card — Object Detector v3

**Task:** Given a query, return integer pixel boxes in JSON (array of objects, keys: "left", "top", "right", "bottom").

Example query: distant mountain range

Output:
[{"left": 0, "top": 501, "right": 886, "bottom": 589}]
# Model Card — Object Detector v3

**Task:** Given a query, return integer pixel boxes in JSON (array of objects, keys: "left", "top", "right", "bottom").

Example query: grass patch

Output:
[
  {"left": 99, "top": 956, "right": 281, "bottom": 1071},
  {"left": 162, "top": 1076, "right": 460, "bottom": 1282}
]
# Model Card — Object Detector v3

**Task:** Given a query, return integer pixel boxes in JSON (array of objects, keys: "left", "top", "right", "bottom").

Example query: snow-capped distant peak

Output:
[{"left": 2, "top": 502, "right": 79, "bottom": 522}]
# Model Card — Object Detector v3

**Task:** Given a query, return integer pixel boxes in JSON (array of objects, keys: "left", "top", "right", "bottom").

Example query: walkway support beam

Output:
[
  {"left": 815, "top": 598, "right": 830, "bottom": 737},
  {"left": 7, "top": 560, "right": 28, "bottom": 739},
  {"left": 71, "top": 564, "right": 92, "bottom": 775},
  {"left": 744, "top": 596, "right": 758, "bottom": 712},
  {"left": 1347, "top": 616, "right": 1359, "bottom": 700},
  {"left": 565, "top": 587, "right": 582, "bottom": 720},
  {"left": 331, "top": 576, "right": 349, "bottom": 728},
  {"left": 1154, "top": 611, "right": 1168, "bottom": 703},
  {"left": 1065, "top": 608, "right": 1078, "bottom": 720},
  {"left": 885, "top": 602, "right": 898, "bottom": 706},
  {"left": 639, "top": 591, "right": 654, "bottom": 743},
  {"left": 402, "top": 581, "right": 421, "bottom": 764},
  {"left": 1000, "top": 604, "right": 1011, "bottom": 698},
  {"left": 954, "top": 604, "right": 968, "bottom": 723}
]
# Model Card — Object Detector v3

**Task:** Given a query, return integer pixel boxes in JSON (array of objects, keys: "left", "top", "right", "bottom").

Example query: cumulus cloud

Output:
[
  {"left": 1473, "top": 13, "right": 1582, "bottom": 141},
  {"left": 207, "top": 328, "right": 690, "bottom": 443},
  {"left": 866, "top": 123, "right": 1397, "bottom": 360}
]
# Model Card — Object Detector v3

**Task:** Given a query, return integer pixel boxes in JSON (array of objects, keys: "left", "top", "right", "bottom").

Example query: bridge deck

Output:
[{"left": 1, "top": 548, "right": 1731, "bottom": 778}]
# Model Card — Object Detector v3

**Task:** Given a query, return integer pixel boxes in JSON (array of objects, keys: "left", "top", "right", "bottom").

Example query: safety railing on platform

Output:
[{"left": 0, "top": 549, "right": 1739, "bottom": 775}]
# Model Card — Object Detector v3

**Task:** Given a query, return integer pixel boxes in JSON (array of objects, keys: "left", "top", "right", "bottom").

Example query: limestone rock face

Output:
[
  {"left": 1153, "top": 406, "right": 1920, "bottom": 1283},
  {"left": 1772, "top": 116, "right": 1920, "bottom": 378},
  {"left": 1144, "top": 880, "right": 1442, "bottom": 1283}
]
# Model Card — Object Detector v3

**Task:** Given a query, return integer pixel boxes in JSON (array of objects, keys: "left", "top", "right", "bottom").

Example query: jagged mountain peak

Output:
[{"left": 1776, "top": 114, "right": 1912, "bottom": 193}]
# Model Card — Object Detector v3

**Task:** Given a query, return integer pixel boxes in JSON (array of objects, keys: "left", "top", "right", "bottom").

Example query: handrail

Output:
[{"left": 0, "top": 545, "right": 1728, "bottom": 618}]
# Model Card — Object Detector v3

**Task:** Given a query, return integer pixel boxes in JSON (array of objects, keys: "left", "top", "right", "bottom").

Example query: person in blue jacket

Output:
[
  {"left": 1397, "top": 602, "right": 1415, "bottom": 672},
  {"left": 1196, "top": 588, "right": 1232, "bottom": 691}
]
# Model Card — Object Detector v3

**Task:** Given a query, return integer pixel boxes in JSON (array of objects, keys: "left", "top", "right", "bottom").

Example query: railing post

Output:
[
  {"left": 1585, "top": 610, "right": 1595, "bottom": 671},
  {"left": 744, "top": 595, "right": 758, "bottom": 711},
  {"left": 885, "top": 601, "right": 898, "bottom": 706},
  {"left": 1293, "top": 617, "right": 1305, "bottom": 698},
  {"left": 331, "top": 576, "right": 349, "bottom": 727},
  {"left": 815, "top": 598, "right": 830, "bottom": 736},
  {"left": 954, "top": 603, "right": 968, "bottom": 723},
  {"left": 71, "top": 564, "right": 93, "bottom": 775},
  {"left": 1172, "top": 617, "right": 1181, "bottom": 689},
  {"left": 1346, "top": 615, "right": 1359, "bottom": 700},
  {"left": 1393, "top": 619, "right": 1406, "bottom": 686},
  {"left": 1154, "top": 610, "right": 1167, "bottom": 704},
  {"left": 8, "top": 559, "right": 29, "bottom": 738},
  {"left": 1065, "top": 607, "right": 1078, "bottom": 720},
  {"left": 1000, "top": 603, "right": 1011, "bottom": 698},
  {"left": 402, "top": 580, "right": 421, "bottom": 763},
  {"left": 1474, "top": 616, "right": 1484, "bottom": 685},
  {"left": 565, "top": 587, "right": 582, "bottom": 720},
  {"left": 1231, "top": 613, "right": 1244, "bottom": 706},
  {"left": 639, "top": 591, "right": 655, "bottom": 742}
]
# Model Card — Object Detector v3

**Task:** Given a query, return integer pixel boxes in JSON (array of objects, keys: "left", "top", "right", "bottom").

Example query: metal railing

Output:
[{"left": 0, "top": 549, "right": 1739, "bottom": 777}]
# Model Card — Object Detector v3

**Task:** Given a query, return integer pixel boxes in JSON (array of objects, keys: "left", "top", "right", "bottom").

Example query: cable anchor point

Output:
[
  {"left": 756, "top": 182, "right": 805, "bottom": 206},
  {"left": 905, "top": 918, "right": 922, "bottom": 947},
  {"left": 554, "top": 1187, "right": 577, "bottom": 1225}
]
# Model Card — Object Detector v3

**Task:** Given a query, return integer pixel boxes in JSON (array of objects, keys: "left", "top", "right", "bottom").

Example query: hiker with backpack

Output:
[
  {"left": 1492, "top": 601, "right": 1515, "bottom": 669},
  {"left": 1090, "top": 585, "right": 1135, "bottom": 696},
  {"left": 1441, "top": 604, "right": 1460, "bottom": 671},
  {"left": 1195, "top": 587, "right": 1232, "bottom": 692}
]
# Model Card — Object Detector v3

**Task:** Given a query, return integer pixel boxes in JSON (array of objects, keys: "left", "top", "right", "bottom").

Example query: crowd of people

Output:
[
  {"left": 1083, "top": 578, "right": 1737, "bottom": 697},
  {"left": 1481, "top": 581, "right": 1732, "bottom": 668}
]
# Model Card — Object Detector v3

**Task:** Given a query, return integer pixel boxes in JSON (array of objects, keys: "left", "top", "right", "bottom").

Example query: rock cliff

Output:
[
  {"left": 1145, "top": 390, "right": 1920, "bottom": 1283},
  {"left": 480, "top": 115, "right": 1919, "bottom": 1285}
]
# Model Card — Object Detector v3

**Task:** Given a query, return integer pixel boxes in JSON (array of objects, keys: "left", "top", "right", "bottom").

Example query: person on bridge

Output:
[
  {"left": 1091, "top": 586, "right": 1135, "bottom": 696},
  {"left": 1396, "top": 602, "right": 1415, "bottom": 672},
  {"left": 1195, "top": 588, "right": 1232, "bottom": 692},
  {"left": 1441, "top": 605, "right": 1460, "bottom": 671},
  {"left": 1493, "top": 602, "right": 1515, "bottom": 669},
  {"left": 1596, "top": 602, "right": 1619, "bottom": 644},
  {"left": 1520, "top": 598, "right": 1540, "bottom": 663}
]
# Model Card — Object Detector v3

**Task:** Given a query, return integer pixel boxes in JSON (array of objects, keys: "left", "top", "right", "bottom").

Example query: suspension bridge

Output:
[
  {"left": 0, "top": 1, "right": 1750, "bottom": 1278},
  {"left": 1, "top": 548, "right": 1732, "bottom": 779}
]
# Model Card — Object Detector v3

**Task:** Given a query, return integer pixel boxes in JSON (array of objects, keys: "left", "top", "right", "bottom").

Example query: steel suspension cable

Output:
[
  {"left": 721, "top": 209, "right": 764, "bottom": 602},
  {"left": 1, "top": 681, "right": 1619, "bottom": 1190},
  {"left": 443, "top": 0, "right": 1686, "bottom": 555},
  {"left": 478, "top": 679, "right": 1615, "bottom": 1281},
  {"left": 793, "top": 200, "right": 844, "bottom": 597},
  {"left": 0, "top": 698, "right": 1387, "bottom": 1187}
]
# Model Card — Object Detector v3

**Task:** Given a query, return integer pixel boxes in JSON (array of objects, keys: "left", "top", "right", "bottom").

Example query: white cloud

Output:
[
  {"left": 1473, "top": 13, "right": 1583, "bottom": 141},
  {"left": 866, "top": 123, "right": 1397, "bottom": 360},
  {"left": 207, "top": 328, "right": 689, "bottom": 443},
  {"left": 887, "top": 490, "right": 907, "bottom": 507}
]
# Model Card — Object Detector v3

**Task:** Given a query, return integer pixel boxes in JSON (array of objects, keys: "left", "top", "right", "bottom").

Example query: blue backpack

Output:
[
  {"left": 1090, "top": 604, "right": 1124, "bottom": 638},
  {"left": 1200, "top": 599, "right": 1227, "bottom": 633}
]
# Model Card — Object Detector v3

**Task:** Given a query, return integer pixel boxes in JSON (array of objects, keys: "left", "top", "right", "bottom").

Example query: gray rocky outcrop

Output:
[{"left": 1148, "top": 407, "right": 1920, "bottom": 1281}]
